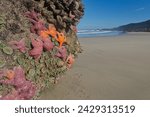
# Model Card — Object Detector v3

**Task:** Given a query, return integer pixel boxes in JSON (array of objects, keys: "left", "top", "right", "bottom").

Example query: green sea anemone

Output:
[
  {"left": 0, "top": 58, "right": 5, "bottom": 68},
  {"left": 2, "top": 46, "right": 13, "bottom": 55}
]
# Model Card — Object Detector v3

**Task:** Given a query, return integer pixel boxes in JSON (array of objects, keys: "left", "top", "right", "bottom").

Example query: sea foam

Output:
[{"left": 77, "top": 29, "right": 124, "bottom": 38}]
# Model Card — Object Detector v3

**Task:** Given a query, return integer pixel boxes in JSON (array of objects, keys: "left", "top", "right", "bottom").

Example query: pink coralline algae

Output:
[
  {"left": 0, "top": 66, "right": 36, "bottom": 100},
  {"left": 42, "top": 38, "right": 54, "bottom": 51},
  {"left": 29, "top": 37, "right": 43, "bottom": 60},
  {"left": 55, "top": 46, "right": 67, "bottom": 61},
  {"left": 9, "top": 39, "right": 26, "bottom": 53}
]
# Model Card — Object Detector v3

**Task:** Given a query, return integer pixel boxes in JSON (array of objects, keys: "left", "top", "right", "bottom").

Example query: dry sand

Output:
[{"left": 40, "top": 32, "right": 150, "bottom": 100}]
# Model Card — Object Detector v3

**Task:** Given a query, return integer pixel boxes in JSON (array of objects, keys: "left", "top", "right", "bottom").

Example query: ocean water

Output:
[{"left": 77, "top": 29, "right": 125, "bottom": 38}]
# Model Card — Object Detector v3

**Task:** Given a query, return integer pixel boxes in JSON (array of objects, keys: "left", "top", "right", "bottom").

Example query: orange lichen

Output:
[
  {"left": 6, "top": 70, "right": 15, "bottom": 80},
  {"left": 56, "top": 32, "right": 66, "bottom": 48}
]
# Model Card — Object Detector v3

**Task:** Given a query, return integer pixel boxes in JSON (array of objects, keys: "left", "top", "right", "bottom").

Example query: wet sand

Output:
[{"left": 40, "top": 32, "right": 150, "bottom": 100}]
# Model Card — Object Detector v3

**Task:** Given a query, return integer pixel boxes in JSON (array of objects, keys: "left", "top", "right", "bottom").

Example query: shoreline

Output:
[
  {"left": 77, "top": 30, "right": 125, "bottom": 38},
  {"left": 78, "top": 32, "right": 150, "bottom": 39},
  {"left": 40, "top": 32, "right": 150, "bottom": 100}
]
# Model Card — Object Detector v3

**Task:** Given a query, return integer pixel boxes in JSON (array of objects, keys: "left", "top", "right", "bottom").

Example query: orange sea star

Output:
[
  {"left": 40, "top": 24, "right": 57, "bottom": 39},
  {"left": 46, "top": 24, "right": 57, "bottom": 38},
  {"left": 6, "top": 70, "right": 15, "bottom": 80},
  {"left": 40, "top": 30, "right": 49, "bottom": 39},
  {"left": 66, "top": 54, "right": 75, "bottom": 69},
  {"left": 56, "top": 32, "right": 66, "bottom": 48},
  {"left": 0, "top": 69, "right": 15, "bottom": 80}
]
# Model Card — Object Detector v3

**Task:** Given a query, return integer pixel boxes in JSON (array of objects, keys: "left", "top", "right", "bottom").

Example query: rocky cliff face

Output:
[{"left": 0, "top": 0, "right": 84, "bottom": 99}]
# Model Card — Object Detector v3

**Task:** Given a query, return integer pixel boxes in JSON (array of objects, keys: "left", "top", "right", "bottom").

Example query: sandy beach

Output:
[{"left": 40, "top": 32, "right": 150, "bottom": 100}]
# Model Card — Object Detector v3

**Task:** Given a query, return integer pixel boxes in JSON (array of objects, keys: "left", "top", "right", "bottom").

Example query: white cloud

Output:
[{"left": 135, "top": 7, "right": 145, "bottom": 11}]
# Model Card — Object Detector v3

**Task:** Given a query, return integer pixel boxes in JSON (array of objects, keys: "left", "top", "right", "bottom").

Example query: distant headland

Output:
[{"left": 114, "top": 20, "right": 150, "bottom": 32}]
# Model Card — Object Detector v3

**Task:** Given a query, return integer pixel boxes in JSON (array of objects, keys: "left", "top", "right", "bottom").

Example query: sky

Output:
[{"left": 78, "top": 0, "right": 150, "bottom": 29}]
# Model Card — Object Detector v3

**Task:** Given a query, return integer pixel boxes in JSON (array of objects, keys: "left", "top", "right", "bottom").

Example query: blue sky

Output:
[{"left": 78, "top": 0, "right": 150, "bottom": 29}]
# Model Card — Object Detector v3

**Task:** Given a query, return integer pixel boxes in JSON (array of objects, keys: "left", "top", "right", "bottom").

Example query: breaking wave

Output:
[{"left": 77, "top": 29, "right": 124, "bottom": 38}]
